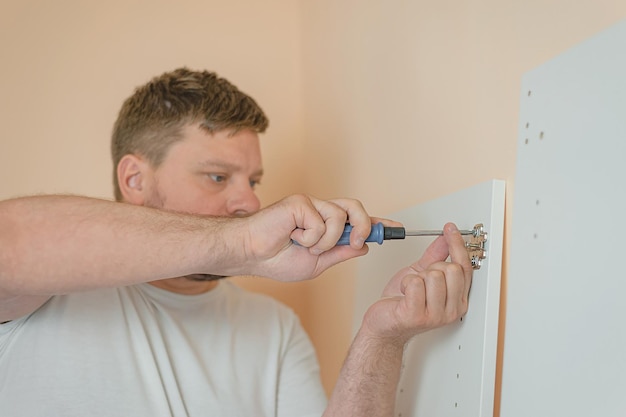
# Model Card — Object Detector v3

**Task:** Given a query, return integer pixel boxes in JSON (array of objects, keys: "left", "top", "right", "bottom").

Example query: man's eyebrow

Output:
[{"left": 197, "top": 160, "right": 264, "bottom": 176}]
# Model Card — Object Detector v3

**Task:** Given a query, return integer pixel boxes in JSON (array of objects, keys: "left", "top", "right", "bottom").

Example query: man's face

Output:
[{"left": 144, "top": 124, "right": 263, "bottom": 217}]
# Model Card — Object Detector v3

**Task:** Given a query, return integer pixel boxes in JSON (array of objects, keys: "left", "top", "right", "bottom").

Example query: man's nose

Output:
[{"left": 226, "top": 183, "right": 261, "bottom": 216}]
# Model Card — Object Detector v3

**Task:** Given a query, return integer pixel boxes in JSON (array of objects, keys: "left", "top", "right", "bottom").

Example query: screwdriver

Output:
[{"left": 337, "top": 223, "right": 475, "bottom": 245}]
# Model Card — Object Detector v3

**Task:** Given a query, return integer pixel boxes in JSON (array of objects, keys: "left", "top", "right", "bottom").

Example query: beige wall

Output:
[
  {"left": 3, "top": 0, "right": 626, "bottom": 414},
  {"left": 0, "top": 0, "right": 305, "bottom": 202}
]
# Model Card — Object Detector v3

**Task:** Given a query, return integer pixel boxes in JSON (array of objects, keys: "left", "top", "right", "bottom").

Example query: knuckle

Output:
[
  {"left": 422, "top": 269, "right": 445, "bottom": 284},
  {"left": 400, "top": 273, "right": 425, "bottom": 295},
  {"left": 290, "top": 193, "right": 307, "bottom": 203},
  {"left": 443, "top": 262, "right": 463, "bottom": 277}
]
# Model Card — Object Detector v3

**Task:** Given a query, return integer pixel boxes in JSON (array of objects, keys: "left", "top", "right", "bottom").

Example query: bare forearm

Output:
[
  {"left": 325, "top": 329, "right": 405, "bottom": 417},
  {"left": 0, "top": 195, "right": 247, "bottom": 296},
  {"left": 0, "top": 192, "right": 375, "bottom": 302}
]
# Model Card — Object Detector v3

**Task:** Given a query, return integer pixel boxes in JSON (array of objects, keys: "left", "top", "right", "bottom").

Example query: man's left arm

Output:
[{"left": 323, "top": 223, "right": 473, "bottom": 416}]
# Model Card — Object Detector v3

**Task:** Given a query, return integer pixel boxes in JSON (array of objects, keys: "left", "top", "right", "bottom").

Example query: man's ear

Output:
[{"left": 117, "top": 154, "right": 151, "bottom": 205}]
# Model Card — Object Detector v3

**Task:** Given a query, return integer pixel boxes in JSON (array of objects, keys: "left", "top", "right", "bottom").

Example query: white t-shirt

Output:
[{"left": 0, "top": 281, "right": 327, "bottom": 417}]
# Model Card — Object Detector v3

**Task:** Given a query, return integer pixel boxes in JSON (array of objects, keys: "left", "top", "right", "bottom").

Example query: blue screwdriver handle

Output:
[
  {"left": 293, "top": 223, "right": 406, "bottom": 247},
  {"left": 337, "top": 223, "right": 386, "bottom": 245}
]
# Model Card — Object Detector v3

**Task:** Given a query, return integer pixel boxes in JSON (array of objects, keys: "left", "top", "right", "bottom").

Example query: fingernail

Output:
[{"left": 354, "top": 237, "right": 364, "bottom": 247}]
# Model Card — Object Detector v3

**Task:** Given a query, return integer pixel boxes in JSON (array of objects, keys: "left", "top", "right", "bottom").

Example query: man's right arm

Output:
[{"left": 0, "top": 194, "right": 371, "bottom": 321}]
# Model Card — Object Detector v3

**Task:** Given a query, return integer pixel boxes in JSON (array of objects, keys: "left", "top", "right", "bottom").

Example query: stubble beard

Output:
[{"left": 144, "top": 182, "right": 230, "bottom": 282}]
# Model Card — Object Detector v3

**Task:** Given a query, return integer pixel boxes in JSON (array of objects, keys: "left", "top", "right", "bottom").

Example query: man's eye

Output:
[
  {"left": 208, "top": 174, "right": 227, "bottom": 183},
  {"left": 249, "top": 180, "right": 261, "bottom": 189}
]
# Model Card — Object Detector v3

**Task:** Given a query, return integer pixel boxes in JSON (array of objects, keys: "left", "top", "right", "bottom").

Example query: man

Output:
[{"left": 0, "top": 68, "right": 472, "bottom": 416}]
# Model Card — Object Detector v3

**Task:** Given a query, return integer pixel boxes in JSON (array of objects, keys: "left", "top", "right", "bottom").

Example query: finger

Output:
[
  {"left": 381, "top": 266, "right": 414, "bottom": 298},
  {"left": 370, "top": 216, "right": 404, "bottom": 228},
  {"left": 400, "top": 274, "right": 426, "bottom": 319},
  {"left": 443, "top": 222, "right": 473, "bottom": 298},
  {"left": 425, "top": 261, "right": 468, "bottom": 320},
  {"left": 418, "top": 270, "right": 447, "bottom": 324},
  {"left": 307, "top": 197, "right": 349, "bottom": 253},
  {"left": 287, "top": 195, "right": 326, "bottom": 248},
  {"left": 329, "top": 198, "right": 372, "bottom": 249}
]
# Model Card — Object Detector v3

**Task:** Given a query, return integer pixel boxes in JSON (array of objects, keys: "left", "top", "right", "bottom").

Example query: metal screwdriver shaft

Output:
[{"left": 405, "top": 229, "right": 475, "bottom": 237}]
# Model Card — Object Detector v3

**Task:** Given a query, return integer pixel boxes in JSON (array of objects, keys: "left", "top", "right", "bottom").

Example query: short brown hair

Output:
[{"left": 111, "top": 68, "right": 269, "bottom": 201}]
